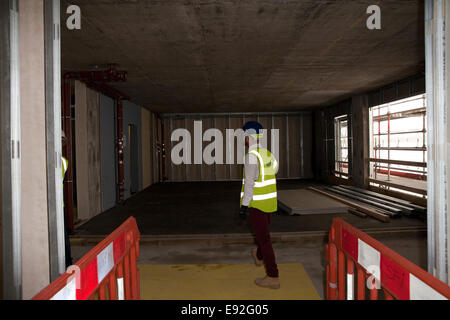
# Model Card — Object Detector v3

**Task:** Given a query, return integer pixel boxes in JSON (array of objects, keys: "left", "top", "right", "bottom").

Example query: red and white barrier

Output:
[
  {"left": 34, "top": 217, "right": 140, "bottom": 300},
  {"left": 326, "top": 218, "right": 450, "bottom": 300}
]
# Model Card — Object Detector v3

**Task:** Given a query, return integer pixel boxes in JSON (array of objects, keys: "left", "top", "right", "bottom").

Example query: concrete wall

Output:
[
  {"left": 19, "top": 0, "right": 49, "bottom": 299},
  {"left": 162, "top": 113, "right": 314, "bottom": 182},
  {"left": 99, "top": 94, "right": 116, "bottom": 211}
]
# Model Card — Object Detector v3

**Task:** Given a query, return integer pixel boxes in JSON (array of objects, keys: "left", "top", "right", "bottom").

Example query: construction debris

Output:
[
  {"left": 307, "top": 187, "right": 391, "bottom": 223},
  {"left": 308, "top": 185, "right": 427, "bottom": 223}
]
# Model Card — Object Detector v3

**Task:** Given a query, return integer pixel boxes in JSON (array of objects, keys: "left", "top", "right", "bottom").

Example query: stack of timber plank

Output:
[
  {"left": 307, "top": 185, "right": 426, "bottom": 223},
  {"left": 277, "top": 189, "right": 349, "bottom": 216}
]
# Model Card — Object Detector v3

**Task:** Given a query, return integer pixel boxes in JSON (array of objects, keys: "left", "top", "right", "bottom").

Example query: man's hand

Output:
[{"left": 239, "top": 206, "right": 249, "bottom": 220}]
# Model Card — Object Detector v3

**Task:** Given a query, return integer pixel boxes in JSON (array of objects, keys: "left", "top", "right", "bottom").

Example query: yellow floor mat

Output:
[{"left": 139, "top": 263, "right": 321, "bottom": 300}]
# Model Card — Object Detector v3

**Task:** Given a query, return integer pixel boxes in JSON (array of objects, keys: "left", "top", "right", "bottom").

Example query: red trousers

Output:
[{"left": 249, "top": 208, "right": 279, "bottom": 278}]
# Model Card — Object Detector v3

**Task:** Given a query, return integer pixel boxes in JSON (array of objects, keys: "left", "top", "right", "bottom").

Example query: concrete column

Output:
[
  {"left": 425, "top": 0, "right": 450, "bottom": 283},
  {"left": 19, "top": 0, "right": 50, "bottom": 298},
  {"left": 1, "top": 0, "right": 22, "bottom": 300},
  {"left": 351, "top": 95, "right": 369, "bottom": 189}
]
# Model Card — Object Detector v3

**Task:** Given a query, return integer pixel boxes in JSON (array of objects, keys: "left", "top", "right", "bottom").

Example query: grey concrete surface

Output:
[{"left": 61, "top": 0, "right": 424, "bottom": 112}]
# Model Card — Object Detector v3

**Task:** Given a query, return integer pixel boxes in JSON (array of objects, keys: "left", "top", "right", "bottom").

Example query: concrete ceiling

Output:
[{"left": 61, "top": 0, "right": 425, "bottom": 113}]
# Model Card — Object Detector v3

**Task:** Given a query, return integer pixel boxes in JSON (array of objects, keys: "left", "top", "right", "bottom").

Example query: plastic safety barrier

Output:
[
  {"left": 33, "top": 217, "right": 140, "bottom": 300},
  {"left": 326, "top": 218, "right": 450, "bottom": 300}
]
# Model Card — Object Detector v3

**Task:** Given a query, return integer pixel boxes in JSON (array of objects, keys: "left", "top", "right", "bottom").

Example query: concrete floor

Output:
[
  {"left": 72, "top": 231, "right": 427, "bottom": 300},
  {"left": 73, "top": 180, "right": 426, "bottom": 236}
]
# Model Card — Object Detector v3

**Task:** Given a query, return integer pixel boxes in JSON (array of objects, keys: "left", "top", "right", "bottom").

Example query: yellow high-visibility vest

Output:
[
  {"left": 62, "top": 156, "right": 68, "bottom": 207},
  {"left": 240, "top": 148, "right": 278, "bottom": 213}
]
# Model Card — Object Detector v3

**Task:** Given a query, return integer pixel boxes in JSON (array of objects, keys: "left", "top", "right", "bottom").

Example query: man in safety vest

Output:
[{"left": 239, "top": 121, "right": 280, "bottom": 289}]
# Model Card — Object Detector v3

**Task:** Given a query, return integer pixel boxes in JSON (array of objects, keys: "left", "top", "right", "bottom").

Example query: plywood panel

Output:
[
  {"left": 141, "top": 108, "right": 151, "bottom": 188},
  {"left": 86, "top": 88, "right": 102, "bottom": 220},
  {"left": 214, "top": 117, "right": 230, "bottom": 180}
]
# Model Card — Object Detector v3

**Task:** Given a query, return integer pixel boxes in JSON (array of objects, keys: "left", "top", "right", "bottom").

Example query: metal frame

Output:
[
  {"left": 334, "top": 115, "right": 349, "bottom": 178},
  {"left": 425, "top": 0, "right": 448, "bottom": 283},
  {"left": 1, "top": 0, "right": 22, "bottom": 300},
  {"left": 369, "top": 94, "right": 427, "bottom": 189},
  {"left": 44, "top": 0, "right": 65, "bottom": 281}
]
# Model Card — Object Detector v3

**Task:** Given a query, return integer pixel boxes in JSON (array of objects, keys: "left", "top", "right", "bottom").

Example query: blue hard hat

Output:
[{"left": 242, "top": 121, "right": 264, "bottom": 134}]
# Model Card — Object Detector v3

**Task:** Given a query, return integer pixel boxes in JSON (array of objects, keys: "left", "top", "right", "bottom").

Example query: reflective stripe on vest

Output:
[
  {"left": 62, "top": 157, "right": 68, "bottom": 178},
  {"left": 240, "top": 148, "right": 278, "bottom": 213}
]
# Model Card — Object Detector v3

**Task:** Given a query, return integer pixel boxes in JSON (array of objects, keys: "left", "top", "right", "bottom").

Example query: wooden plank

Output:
[
  {"left": 324, "top": 186, "right": 402, "bottom": 216},
  {"left": 369, "top": 185, "right": 427, "bottom": 207},
  {"left": 341, "top": 185, "right": 426, "bottom": 212},
  {"left": 308, "top": 187, "right": 390, "bottom": 222},
  {"left": 333, "top": 186, "right": 415, "bottom": 214},
  {"left": 348, "top": 208, "right": 368, "bottom": 219}
]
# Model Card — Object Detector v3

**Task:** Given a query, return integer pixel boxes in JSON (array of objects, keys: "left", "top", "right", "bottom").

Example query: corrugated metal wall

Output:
[{"left": 161, "top": 113, "right": 314, "bottom": 182}]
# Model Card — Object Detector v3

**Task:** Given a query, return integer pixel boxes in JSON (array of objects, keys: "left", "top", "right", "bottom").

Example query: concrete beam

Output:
[{"left": 425, "top": 0, "right": 450, "bottom": 283}]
